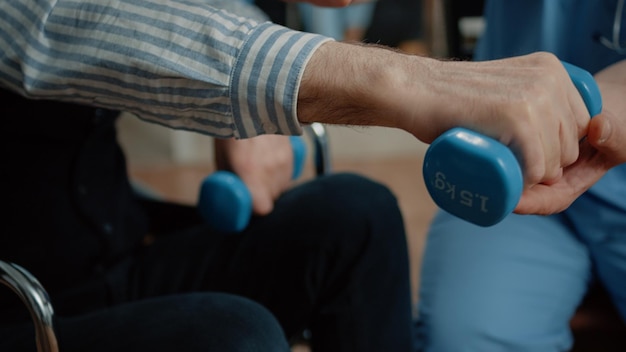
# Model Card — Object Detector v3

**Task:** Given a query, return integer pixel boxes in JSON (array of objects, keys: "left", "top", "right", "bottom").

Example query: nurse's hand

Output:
[{"left": 515, "top": 59, "right": 626, "bottom": 214}]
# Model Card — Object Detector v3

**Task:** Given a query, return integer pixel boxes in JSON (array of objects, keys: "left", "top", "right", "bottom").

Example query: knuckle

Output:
[
  {"left": 524, "top": 163, "right": 544, "bottom": 186},
  {"left": 530, "top": 51, "right": 560, "bottom": 68},
  {"left": 561, "top": 145, "right": 579, "bottom": 166},
  {"left": 544, "top": 167, "right": 560, "bottom": 182}
]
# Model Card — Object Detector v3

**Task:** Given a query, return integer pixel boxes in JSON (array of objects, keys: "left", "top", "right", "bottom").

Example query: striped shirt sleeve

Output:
[{"left": 0, "top": 0, "right": 332, "bottom": 138}]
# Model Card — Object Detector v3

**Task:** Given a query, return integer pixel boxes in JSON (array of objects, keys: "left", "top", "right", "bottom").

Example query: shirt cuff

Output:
[{"left": 230, "top": 22, "right": 332, "bottom": 139}]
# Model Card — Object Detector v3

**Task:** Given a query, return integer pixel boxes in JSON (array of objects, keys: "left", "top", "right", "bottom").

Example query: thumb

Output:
[{"left": 587, "top": 112, "right": 626, "bottom": 163}]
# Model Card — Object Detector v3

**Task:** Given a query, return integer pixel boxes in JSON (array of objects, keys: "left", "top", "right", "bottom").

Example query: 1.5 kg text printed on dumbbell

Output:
[{"left": 432, "top": 171, "right": 490, "bottom": 213}]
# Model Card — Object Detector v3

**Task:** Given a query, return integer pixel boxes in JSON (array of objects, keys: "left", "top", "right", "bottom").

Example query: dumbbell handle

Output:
[
  {"left": 423, "top": 61, "right": 603, "bottom": 227},
  {"left": 198, "top": 136, "right": 306, "bottom": 233}
]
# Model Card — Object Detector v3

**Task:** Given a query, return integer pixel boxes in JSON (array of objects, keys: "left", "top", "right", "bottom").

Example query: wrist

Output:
[
  {"left": 297, "top": 42, "right": 409, "bottom": 128},
  {"left": 297, "top": 41, "right": 445, "bottom": 141}
]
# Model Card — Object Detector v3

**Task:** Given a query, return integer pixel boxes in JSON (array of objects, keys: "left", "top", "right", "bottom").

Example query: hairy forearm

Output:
[
  {"left": 298, "top": 42, "right": 588, "bottom": 147},
  {"left": 297, "top": 41, "right": 432, "bottom": 133},
  {"left": 300, "top": 42, "right": 593, "bottom": 189}
]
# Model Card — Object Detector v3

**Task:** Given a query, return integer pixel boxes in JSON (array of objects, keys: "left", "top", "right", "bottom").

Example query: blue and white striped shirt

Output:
[{"left": 0, "top": 0, "right": 331, "bottom": 138}]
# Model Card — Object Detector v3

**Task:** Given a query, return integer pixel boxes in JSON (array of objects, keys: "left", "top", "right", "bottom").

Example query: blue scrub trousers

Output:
[{"left": 416, "top": 193, "right": 626, "bottom": 351}]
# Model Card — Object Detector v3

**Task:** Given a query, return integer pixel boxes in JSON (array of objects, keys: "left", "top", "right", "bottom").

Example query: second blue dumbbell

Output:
[
  {"left": 198, "top": 136, "right": 307, "bottom": 233},
  {"left": 422, "top": 61, "right": 603, "bottom": 227}
]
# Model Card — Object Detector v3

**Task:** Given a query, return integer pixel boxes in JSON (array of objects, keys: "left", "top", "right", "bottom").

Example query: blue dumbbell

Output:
[
  {"left": 198, "top": 136, "right": 307, "bottom": 233},
  {"left": 422, "top": 61, "right": 603, "bottom": 227}
]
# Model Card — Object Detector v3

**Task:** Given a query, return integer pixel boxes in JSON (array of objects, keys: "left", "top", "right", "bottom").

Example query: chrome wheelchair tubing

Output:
[
  {"left": 305, "top": 122, "right": 332, "bottom": 175},
  {"left": 0, "top": 261, "right": 58, "bottom": 352}
]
